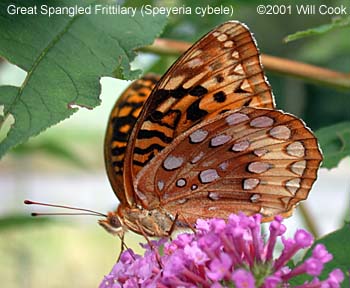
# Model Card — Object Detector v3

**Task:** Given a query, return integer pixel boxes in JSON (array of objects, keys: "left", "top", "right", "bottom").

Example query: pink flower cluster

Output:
[{"left": 100, "top": 213, "right": 344, "bottom": 288}]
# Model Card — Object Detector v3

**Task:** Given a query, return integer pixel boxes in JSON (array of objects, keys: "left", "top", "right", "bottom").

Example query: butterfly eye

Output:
[{"left": 109, "top": 215, "right": 122, "bottom": 228}]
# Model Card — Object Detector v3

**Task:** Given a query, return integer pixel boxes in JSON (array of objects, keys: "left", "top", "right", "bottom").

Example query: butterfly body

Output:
[
  {"left": 102, "top": 21, "right": 322, "bottom": 238},
  {"left": 99, "top": 205, "right": 174, "bottom": 237}
]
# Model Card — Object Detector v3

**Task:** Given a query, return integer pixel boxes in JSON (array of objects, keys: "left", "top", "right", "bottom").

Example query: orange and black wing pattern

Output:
[
  {"left": 127, "top": 21, "right": 275, "bottom": 178},
  {"left": 104, "top": 74, "right": 159, "bottom": 204}
]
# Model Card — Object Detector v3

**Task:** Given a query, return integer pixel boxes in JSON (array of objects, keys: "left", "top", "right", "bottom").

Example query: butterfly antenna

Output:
[{"left": 24, "top": 200, "right": 107, "bottom": 217}]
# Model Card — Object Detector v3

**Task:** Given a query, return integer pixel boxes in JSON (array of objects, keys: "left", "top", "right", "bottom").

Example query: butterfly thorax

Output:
[{"left": 99, "top": 204, "right": 175, "bottom": 237}]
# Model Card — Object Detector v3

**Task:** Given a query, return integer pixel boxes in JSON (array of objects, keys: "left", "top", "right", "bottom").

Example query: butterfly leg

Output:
[
  {"left": 168, "top": 212, "right": 179, "bottom": 236},
  {"left": 178, "top": 212, "right": 196, "bottom": 233},
  {"left": 120, "top": 233, "right": 125, "bottom": 250},
  {"left": 135, "top": 220, "right": 163, "bottom": 268},
  {"left": 116, "top": 234, "right": 136, "bottom": 261},
  {"left": 117, "top": 234, "right": 124, "bottom": 261}
]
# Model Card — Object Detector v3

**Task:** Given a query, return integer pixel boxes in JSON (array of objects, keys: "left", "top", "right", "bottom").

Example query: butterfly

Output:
[{"left": 100, "top": 21, "right": 323, "bottom": 238}]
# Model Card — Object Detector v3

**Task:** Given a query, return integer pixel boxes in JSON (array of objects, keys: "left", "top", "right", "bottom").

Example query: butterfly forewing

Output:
[
  {"left": 127, "top": 21, "right": 275, "bottom": 178},
  {"left": 134, "top": 107, "right": 322, "bottom": 223},
  {"left": 104, "top": 74, "right": 159, "bottom": 205}
]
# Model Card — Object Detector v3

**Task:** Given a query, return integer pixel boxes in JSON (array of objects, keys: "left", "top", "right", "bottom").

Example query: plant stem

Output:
[
  {"left": 261, "top": 54, "right": 350, "bottom": 90},
  {"left": 299, "top": 203, "right": 319, "bottom": 238},
  {"left": 139, "top": 38, "right": 350, "bottom": 90}
]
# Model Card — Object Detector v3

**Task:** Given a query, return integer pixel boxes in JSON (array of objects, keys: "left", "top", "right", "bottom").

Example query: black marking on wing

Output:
[
  {"left": 215, "top": 75, "right": 224, "bottom": 83},
  {"left": 243, "top": 98, "right": 253, "bottom": 107},
  {"left": 186, "top": 98, "right": 209, "bottom": 121},
  {"left": 171, "top": 86, "right": 189, "bottom": 99},
  {"left": 149, "top": 85, "right": 207, "bottom": 107},
  {"left": 152, "top": 89, "right": 170, "bottom": 106},
  {"left": 219, "top": 109, "right": 231, "bottom": 114},
  {"left": 234, "top": 86, "right": 248, "bottom": 93},
  {"left": 112, "top": 160, "right": 123, "bottom": 167},
  {"left": 134, "top": 143, "right": 165, "bottom": 155},
  {"left": 189, "top": 85, "right": 208, "bottom": 96},
  {"left": 149, "top": 110, "right": 164, "bottom": 122},
  {"left": 213, "top": 91, "right": 227, "bottom": 103},
  {"left": 111, "top": 146, "right": 126, "bottom": 156},
  {"left": 147, "top": 109, "right": 182, "bottom": 129},
  {"left": 138, "top": 129, "right": 173, "bottom": 143},
  {"left": 111, "top": 115, "right": 136, "bottom": 141},
  {"left": 133, "top": 151, "right": 155, "bottom": 168},
  {"left": 234, "top": 81, "right": 250, "bottom": 94}
]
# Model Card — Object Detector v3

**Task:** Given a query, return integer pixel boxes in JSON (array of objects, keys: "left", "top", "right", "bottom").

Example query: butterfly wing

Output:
[
  {"left": 134, "top": 107, "right": 322, "bottom": 223},
  {"left": 128, "top": 21, "right": 275, "bottom": 177},
  {"left": 104, "top": 74, "right": 159, "bottom": 205}
]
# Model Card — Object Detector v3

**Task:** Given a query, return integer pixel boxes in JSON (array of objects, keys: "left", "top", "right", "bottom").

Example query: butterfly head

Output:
[{"left": 98, "top": 211, "right": 124, "bottom": 237}]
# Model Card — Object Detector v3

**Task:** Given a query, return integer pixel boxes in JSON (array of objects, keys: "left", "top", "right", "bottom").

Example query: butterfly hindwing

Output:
[
  {"left": 134, "top": 107, "right": 322, "bottom": 223},
  {"left": 104, "top": 74, "right": 159, "bottom": 204},
  {"left": 129, "top": 21, "right": 275, "bottom": 176}
]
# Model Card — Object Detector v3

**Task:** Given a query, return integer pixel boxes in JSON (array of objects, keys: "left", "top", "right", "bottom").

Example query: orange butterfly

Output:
[{"left": 101, "top": 21, "right": 322, "bottom": 238}]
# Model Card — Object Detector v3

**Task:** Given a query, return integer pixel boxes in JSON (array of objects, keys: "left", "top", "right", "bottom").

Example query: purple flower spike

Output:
[
  {"left": 312, "top": 244, "right": 333, "bottom": 263},
  {"left": 196, "top": 218, "right": 210, "bottom": 232},
  {"left": 207, "top": 252, "right": 232, "bottom": 281},
  {"left": 324, "top": 268, "right": 345, "bottom": 287},
  {"left": 304, "top": 258, "right": 324, "bottom": 276},
  {"left": 232, "top": 269, "right": 255, "bottom": 288},
  {"left": 184, "top": 242, "right": 209, "bottom": 265},
  {"left": 265, "top": 216, "right": 286, "bottom": 261},
  {"left": 263, "top": 275, "right": 281, "bottom": 288},
  {"left": 274, "top": 229, "right": 313, "bottom": 271},
  {"left": 284, "top": 258, "right": 323, "bottom": 280},
  {"left": 99, "top": 213, "right": 344, "bottom": 288},
  {"left": 294, "top": 229, "right": 314, "bottom": 248},
  {"left": 162, "top": 252, "right": 185, "bottom": 279}
]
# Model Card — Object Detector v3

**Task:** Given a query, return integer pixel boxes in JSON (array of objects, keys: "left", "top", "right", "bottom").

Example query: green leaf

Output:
[
  {"left": 0, "top": 0, "right": 167, "bottom": 158},
  {"left": 316, "top": 122, "right": 350, "bottom": 169},
  {"left": 284, "top": 16, "right": 350, "bottom": 43},
  {"left": 291, "top": 225, "right": 350, "bottom": 287}
]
